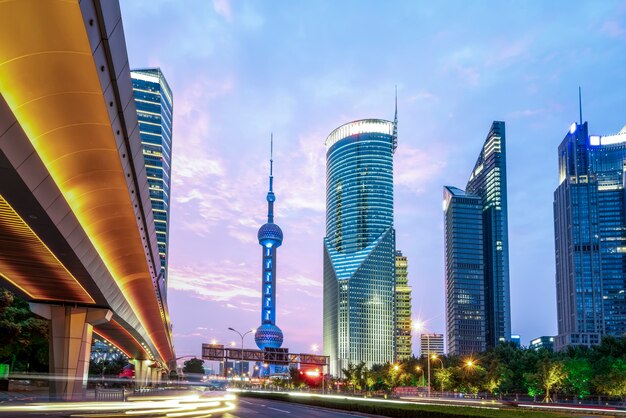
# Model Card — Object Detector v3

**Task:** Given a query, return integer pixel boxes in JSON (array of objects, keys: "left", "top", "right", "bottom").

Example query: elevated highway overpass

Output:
[{"left": 0, "top": 0, "right": 175, "bottom": 399}]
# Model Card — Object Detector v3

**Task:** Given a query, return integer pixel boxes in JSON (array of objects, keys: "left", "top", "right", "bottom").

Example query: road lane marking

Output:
[
  {"left": 267, "top": 406, "right": 291, "bottom": 414},
  {"left": 239, "top": 399, "right": 265, "bottom": 406}
]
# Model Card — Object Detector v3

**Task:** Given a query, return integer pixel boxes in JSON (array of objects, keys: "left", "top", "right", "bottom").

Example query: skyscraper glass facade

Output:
[
  {"left": 554, "top": 122, "right": 626, "bottom": 350},
  {"left": 465, "top": 121, "right": 511, "bottom": 347},
  {"left": 323, "top": 119, "right": 396, "bottom": 376},
  {"left": 443, "top": 121, "right": 511, "bottom": 356},
  {"left": 443, "top": 186, "right": 486, "bottom": 356},
  {"left": 131, "top": 69, "right": 173, "bottom": 293},
  {"left": 395, "top": 250, "right": 412, "bottom": 361}
]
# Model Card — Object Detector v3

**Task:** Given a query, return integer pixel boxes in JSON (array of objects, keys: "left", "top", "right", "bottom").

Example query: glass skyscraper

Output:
[
  {"left": 443, "top": 121, "right": 511, "bottom": 356},
  {"left": 395, "top": 250, "right": 412, "bottom": 361},
  {"left": 131, "top": 68, "right": 173, "bottom": 293},
  {"left": 553, "top": 120, "right": 626, "bottom": 350},
  {"left": 323, "top": 118, "right": 397, "bottom": 376},
  {"left": 443, "top": 186, "right": 486, "bottom": 355}
]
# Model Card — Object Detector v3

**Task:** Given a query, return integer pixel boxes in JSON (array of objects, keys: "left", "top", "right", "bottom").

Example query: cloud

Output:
[
  {"left": 507, "top": 108, "right": 547, "bottom": 118},
  {"left": 280, "top": 133, "right": 327, "bottom": 214},
  {"left": 394, "top": 145, "right": 447, "bottom": 194},
  {"left": 456, "top": 65, "right": 480, "bottom": 86},
  {"left": 284, "top": 274, "right": 322, "bottom": 288},
  {"left": 212, "top": 0, "right": 233, "bottom": 22},
  {"left": 406, "top": 91, "right": 438, "bottom": 102},
  {"left": 168, "top": 263, "right": 259, "bottom": 303},
  {"left": 601, "top": 20, "right": 626, "bottom": 38},
  {"left": 507, "top": 103, "right": 564, "bottom": 119}
]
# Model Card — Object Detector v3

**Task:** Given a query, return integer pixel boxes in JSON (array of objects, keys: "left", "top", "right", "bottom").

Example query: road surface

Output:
[{"left": 227, "top": 397, "right": 372, "bottom": 417}]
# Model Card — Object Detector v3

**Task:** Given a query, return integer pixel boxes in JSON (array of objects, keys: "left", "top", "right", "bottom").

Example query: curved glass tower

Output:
[
  {"left": 323, "top": 118, "right": 397, "bottom": 376},
  {"left": 255, "top": 137, "right": 284, "bottom": 350}
]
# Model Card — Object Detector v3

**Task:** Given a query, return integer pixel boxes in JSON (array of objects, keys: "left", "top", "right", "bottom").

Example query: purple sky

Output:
[{"left": 119, "top": 1, "right": 626, "bottom": 359}]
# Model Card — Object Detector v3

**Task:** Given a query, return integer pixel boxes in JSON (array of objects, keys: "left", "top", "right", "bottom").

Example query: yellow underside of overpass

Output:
[{"left": 0, "top": 0, "right": 172, "bottom": 363}]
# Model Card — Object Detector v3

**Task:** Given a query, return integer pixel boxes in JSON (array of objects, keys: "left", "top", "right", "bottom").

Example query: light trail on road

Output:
[{"left": 0, "top": 393, "right": 236, "bottom": 417}]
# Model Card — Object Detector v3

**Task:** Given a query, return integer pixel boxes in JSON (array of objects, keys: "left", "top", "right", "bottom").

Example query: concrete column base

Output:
[
  {"left": 30, "top": 303, "right": 112, "bottom": 401},
  {"left": 132, "top": 359, "right": 152, "bottom": 388}
]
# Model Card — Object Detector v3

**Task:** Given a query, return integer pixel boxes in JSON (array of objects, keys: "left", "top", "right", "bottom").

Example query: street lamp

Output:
[
  {"left": 228, "top": 327, "right": 255, "bottom": 386},
  {"left": 431, "top": 355, "right": 444, "bottom": 392},
  {"left": 413, "top": 320, "right": 433, "bottom": 397},
  {"left": 415, "top": 366, "right": 424, "bottom": 387}
]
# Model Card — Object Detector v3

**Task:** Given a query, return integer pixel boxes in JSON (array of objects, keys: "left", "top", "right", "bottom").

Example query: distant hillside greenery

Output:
[{"left": 0, "top": 289, "right": 48, "bottom": 372}]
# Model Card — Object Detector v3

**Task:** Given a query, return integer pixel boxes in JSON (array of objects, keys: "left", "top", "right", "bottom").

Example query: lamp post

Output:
[
  {"left": 431, "top": 355, "right": 444, "bottom": 393},
  {"left": 228, "top": 327, "right": 255, "bottom": 386},
  {"left": 413, "top": 320, "right": 435, "bottom": 398},
  {"left": 415, "top": 366, "right": 424, "bottom": 387},
  {"left": 426, "top": 333, "right": 431, "bottom": 397}
]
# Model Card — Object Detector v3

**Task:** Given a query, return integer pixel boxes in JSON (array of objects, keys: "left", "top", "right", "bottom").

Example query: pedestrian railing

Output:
[{"left": 95, "top": 387, "right": 126, "bottom": 401}]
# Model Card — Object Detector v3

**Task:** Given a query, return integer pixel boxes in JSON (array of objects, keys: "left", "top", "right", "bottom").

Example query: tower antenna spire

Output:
[
  {"left": 579, "top": 86, "right": 583, "bottom": 126},
  {"left": 266, "top": 134, "right": 275, "bottom": 223},
  {"left": 392, "top": 85, "right": 398, "bottom": 152},
  {"left": 394, "top": 85, "right": 398, "bottom": 125}
]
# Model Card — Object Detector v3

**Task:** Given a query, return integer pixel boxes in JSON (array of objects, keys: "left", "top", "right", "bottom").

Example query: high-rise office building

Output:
[
  {"left": 323, "top": 114, "right": 397, "bottom": 376},
  {"left": 395, "top": 251, "right": 412, "bottom": 361},
  {"left": 529, "top": 336, "right": 554, "bottom": 352},
  {"left": 131, "top": 68, "right": 173, "bottom": 294},
  {"left": 443, "top": 121, "right": 511, "bottom": 356},
  {"left": 419, "top": 333, "right": 445, "bottom": 357},
  {"left": 554, "top": 115, "right": 626, "bottom": 350},
  {"left": 510, "top": 334, "right": 521, "bottom": 347},
  {"left": 443, "top": 186, "right": 486, "bottom": 356}
]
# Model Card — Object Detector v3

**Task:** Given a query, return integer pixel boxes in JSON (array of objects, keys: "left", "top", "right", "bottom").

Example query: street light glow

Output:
[{"left": 412, "top": 319, "right": 425, "bottom": 332}]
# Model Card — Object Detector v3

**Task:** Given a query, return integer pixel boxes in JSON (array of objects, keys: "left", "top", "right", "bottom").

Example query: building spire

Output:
[
  {"left": 266, "top": 134, "right": 275, "bottom": 223},
  {"left": 392, "top": 86, "right": 398, "bottom": 152},
  {"left": 578, "top": 86, "right": 583, "bottom": 126}
]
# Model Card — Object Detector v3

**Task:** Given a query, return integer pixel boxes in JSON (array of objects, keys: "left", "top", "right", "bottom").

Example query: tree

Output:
[
  {"left": 485, "top": 368, "right": 503, "bottom": 397},
  {"left": 593, "top": 359, "right": 626, "bottom": 405},
  {"left": 342, "top": 362, "right": 368, "bottom": 391},
  {"left": 434, "top": 367, "right": 453, "bottom": 392},
  {"left": 537, "top": 359, "right": 567, "bottom": 402},
  {"left": 524, "top": 372, "right": 542, "bottom": 401},
  {"left": 89, "top": 352, "right": 128, "bottom": 377},
  {"left": 563, "top": 358, "right": 592, "bottom": 399},
  {"left": 0, "top": 289, "right": 49, "bottom": 372},
  {"left": 182, "top": 358, "right": 205, "bottom": 374}
]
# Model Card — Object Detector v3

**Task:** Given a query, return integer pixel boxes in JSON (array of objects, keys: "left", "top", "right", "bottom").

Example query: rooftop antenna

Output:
[{"left": 578, "top": 86, "right": 583, "bottom": 126}]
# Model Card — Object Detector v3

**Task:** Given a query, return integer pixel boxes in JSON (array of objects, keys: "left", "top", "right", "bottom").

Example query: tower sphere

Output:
[
  {"left": 254, "top": 322, "right": 284, "bottom": 350},
  {"left": 258, "top": 222, "right": 283, "bottom": 246}
]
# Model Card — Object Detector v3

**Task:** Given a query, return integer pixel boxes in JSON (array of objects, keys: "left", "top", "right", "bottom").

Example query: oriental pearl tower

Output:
[{"left": 254, "top": 136, "right": 284, "bottom": 350}]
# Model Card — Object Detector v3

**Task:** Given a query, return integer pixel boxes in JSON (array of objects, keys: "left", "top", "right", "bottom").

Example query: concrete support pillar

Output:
[
  {"left": 30, "top": 304, "right": 112, "bottom": 401},
  {"left": 150, "top": 368, "right": 158, "bottom": 386},
  {"left": 132, "top": 359, "right": 152, "bottom": 388}
]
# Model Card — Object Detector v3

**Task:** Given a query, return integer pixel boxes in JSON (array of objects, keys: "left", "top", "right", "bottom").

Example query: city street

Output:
[
  {"left": 0, "top": 393, "right": 370, "bottom": 418},
  {"left": 227, "top": 397, "right": 372, "bottom": 418}
]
